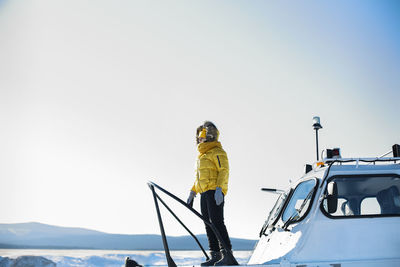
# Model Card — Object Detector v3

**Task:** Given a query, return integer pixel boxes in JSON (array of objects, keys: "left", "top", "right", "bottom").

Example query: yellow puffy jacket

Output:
[{"left": 191, "top": 141, "right": 229, "bottom": 195}]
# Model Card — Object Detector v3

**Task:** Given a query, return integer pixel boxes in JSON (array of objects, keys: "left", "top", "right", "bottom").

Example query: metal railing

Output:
[{"left": 148, "top": 181, "right": 237, "bottom": 267}]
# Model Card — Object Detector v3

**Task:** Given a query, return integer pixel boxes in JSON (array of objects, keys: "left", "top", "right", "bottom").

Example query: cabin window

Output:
[
  {"left": 322, "top": 175, "right": 400, "bottom": 217},
  {"left": 282, "top": 179, "right": 317, "bottom": 223},
  {"left": 361, "top": 197, "right": 381, "bottom": 215}
]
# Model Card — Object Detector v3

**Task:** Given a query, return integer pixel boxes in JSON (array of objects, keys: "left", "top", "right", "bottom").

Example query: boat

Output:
[{"left": 248, "top": 146, "right": 400, "bottom": 267}]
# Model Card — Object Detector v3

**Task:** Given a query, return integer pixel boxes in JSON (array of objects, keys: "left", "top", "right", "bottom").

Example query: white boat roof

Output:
[
  {"left": 297, "top": 158, "right": 400, "bottom": 184},
  {"left": 329, "top": 163, "right": 400, "bottom": 173}
]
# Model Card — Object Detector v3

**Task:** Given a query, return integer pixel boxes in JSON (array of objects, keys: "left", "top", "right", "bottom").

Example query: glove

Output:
[
  {"left": 187, "top": 191, "right": 196, "bottom": 208},
  {"left": 214, "top": 187, "right": 224, "bottom": 206}
]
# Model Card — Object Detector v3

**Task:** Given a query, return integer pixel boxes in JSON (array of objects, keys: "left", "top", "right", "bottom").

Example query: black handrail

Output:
[
  {"left": 149, "top": 185, "right": 176, "bottom": 267},
  {"left": 155, "top": 194, "right": 209, "bottom": 260},
  {"left": 148, "top": 181, "right": 238, "bottom": 267}
]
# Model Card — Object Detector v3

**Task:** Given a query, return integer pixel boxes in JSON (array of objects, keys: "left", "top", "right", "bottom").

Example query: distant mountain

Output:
[
  {"left": 0, "top": 255, "right": 56, "bottom": 267},
  {"left": 0, "top": 222, "right": 256, "bottom": 250}
]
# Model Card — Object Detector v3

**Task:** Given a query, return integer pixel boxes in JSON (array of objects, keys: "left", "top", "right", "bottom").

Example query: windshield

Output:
[
  {"left": 259, "top": 191, "right": 289, "bottom": 236},
  {"left": 267, "top": 192, "right": 288, "bottom": 225},
  {"left": 282, "top": 179, "right": 317, "bottom": 223},
  {"left": 322, "top": 175, "right": 400, "bottom": 217}
]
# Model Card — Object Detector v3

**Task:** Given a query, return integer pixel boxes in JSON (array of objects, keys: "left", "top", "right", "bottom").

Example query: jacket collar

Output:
[{"left": 197, "top": 141, "right": 222, "bottom": 156}]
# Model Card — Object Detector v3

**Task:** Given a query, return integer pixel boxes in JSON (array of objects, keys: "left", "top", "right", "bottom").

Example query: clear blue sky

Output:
[{"left": 0, "top": 0, "right": 399, "bottom": 239}]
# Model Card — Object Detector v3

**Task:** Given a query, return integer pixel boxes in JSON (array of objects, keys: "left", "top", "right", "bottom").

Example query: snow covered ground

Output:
[{"left": 0, "top": 249, "right": 252, "bottom": 267}]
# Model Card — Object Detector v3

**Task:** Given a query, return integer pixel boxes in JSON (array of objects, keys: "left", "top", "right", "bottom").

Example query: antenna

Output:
[{"left": 312, "top": 116, "right": 323, "bottom": 161}]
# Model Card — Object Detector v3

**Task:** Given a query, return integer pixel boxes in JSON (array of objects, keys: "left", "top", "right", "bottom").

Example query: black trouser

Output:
[{"left": 200, "top": 190, "right": 232, "bottom": 252}]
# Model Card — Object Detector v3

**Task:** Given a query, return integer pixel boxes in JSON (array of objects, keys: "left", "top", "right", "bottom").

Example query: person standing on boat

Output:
[{"left": 187, "top": 121, "right": 238, "bottom": 266}]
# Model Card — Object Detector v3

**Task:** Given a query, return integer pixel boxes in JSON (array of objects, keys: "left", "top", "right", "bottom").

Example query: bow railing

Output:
[{"left": 147, "top": 181, "right": 237, "bottom": 267}]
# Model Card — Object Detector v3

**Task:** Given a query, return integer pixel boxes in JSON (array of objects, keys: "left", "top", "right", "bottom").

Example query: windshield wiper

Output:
[
  {"left": 282, "top": 189, "right": 314, "bottom": 231},
  {"left": 282, "top": 212, "right": 298, "bottom": 231},
  {"left": 299, "top": 190, "right": 314, "bottom": 211}
]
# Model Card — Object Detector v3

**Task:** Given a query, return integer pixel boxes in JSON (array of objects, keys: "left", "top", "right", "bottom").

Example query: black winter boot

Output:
[
  {"left": 201, "top": 251, "right": 221, "bottom": 266},
  {"left": 214, "top": 249, "right": 239, "bottom": 266}
]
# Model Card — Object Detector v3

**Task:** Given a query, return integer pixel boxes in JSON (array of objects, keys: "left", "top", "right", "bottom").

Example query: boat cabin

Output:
[{"left": 249, "top": 153, "right": 400, "bottom": 267}]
